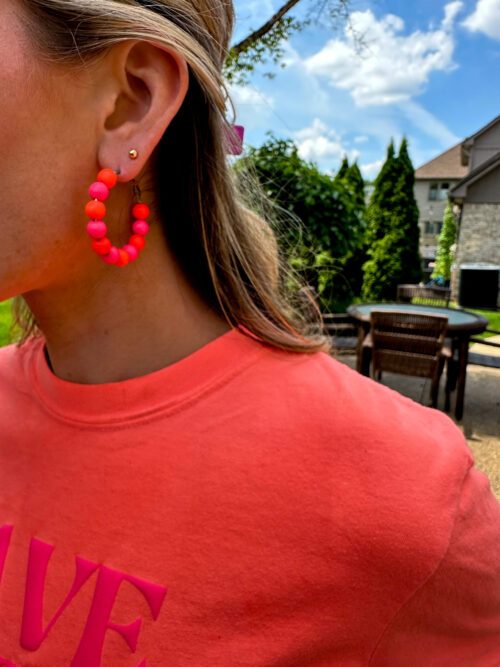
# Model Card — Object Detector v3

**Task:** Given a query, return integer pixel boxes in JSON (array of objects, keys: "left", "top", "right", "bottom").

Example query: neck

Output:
[{"left": 23, "top": 223, "right": 231, "bottom": 385}]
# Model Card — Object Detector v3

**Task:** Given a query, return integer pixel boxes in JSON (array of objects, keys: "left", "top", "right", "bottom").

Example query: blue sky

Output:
[{"left": 229, "top": 0, "right": 500, "bottom": 179}]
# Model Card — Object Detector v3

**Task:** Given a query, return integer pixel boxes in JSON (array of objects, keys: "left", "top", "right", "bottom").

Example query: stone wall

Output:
[{"left": 451, "top": 203, "right": 500, "bottom": 305}]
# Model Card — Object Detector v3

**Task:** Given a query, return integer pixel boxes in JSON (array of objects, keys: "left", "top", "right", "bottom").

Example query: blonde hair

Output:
[{"left": 13, "top": 0, "right": 332, "bottom": 355}]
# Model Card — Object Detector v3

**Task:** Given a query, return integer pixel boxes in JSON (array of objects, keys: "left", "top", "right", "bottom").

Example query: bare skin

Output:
[{"left": 0, "top": 1, "right": 231, "bottom": 384}]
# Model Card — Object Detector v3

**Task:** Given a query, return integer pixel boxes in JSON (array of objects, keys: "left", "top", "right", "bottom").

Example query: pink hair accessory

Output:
[{"left": 226, "top": 124, "right": 245, "bottom": 155}]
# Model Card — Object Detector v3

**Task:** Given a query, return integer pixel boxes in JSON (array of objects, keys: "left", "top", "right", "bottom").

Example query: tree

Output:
[
  {"left": 362, "top": 138, "right": 422, "bottom": 301},
  {"left": 364, "top": 141, "right": 398, "bottom": 247},
  {"left": 235, "top": 135, "right": 361, "bottom": 310},
  {"left": 431, "top": 201, "right": 457, "bottom": 285},
  {"left": 335, "top": 161, "right": 367, "bottom": 298},
  {"left": 393, "top": 137, "right": 422, "bottom": 285},
  {"left": 344, "top": 162, "right": 366, "bottom": 214},
  {"left": 226, "top": 0, "right": 352, "bottom": 83},
  {"left": 333, "top": 156, "right": 350, "bottom": 185}
]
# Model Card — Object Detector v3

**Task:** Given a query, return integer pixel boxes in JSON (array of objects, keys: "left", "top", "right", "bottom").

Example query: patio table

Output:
[{"left": 346, "top": 302, "right": 488, "bottom": 420}]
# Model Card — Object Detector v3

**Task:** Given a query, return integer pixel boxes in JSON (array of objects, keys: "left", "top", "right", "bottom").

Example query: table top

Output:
[{"left": 347, "top": 302, "right": 489, "bottom": 334}]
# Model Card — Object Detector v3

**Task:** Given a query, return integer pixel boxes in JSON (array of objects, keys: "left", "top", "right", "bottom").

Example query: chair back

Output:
[
  {"left": 370, "top": 310, "right": 449, "bottom": 379},
  {"left": 397, "top": 284, "right": 451, "bottom": 308}
]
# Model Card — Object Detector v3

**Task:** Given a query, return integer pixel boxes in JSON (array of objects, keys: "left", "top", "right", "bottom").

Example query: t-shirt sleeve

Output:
[{"left": 368, "top": 460, "right": 500, "bottom": 667}]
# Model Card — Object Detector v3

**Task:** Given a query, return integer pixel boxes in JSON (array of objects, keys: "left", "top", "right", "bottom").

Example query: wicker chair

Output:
[
  {"left": 361, "top": 310, "right": 452, "bottom": 409},
  {"left": 397, "top": 284, "right": 451, "bottom": 308}
]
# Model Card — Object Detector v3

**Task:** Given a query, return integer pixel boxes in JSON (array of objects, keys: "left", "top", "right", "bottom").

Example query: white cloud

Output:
[
  {"left": 304, "top": 3, "right": 463, "bottom": 107},
  {"left": 463, "top": 0, "right": 500, "bottom": 39},
  {"left": 228, "top": 83, "right": 275, "bottom": 109},
  {"left": 443, "top": 1, "right": 465, "bottom": 30},
  {"left": 354, "top": 135, "right": 369, "bottom": 144},
  {"left": 294, "top": 119, "right": 359, "bottom": 166},
  {"left": 360, "top": 159, "right": 384, "bottom": 179}
]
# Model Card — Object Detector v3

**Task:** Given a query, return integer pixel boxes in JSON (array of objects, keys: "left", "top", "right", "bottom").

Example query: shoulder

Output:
[
  {"left": 243, "top": 342, "right": 475, "bottom": 544},
  {"left": 245, "top": 343, "right": 473, "bottom": 472}
]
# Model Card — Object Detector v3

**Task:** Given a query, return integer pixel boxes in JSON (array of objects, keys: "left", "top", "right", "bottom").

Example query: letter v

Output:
[
  {"left": 21, "top": 538, "right": 99, "bottom": 651},
  {"left": 0, "top": 525, "right": 13, "bottom": 583}
]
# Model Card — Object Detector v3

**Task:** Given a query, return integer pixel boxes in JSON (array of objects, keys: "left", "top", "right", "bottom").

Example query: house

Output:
[
  {"left": 414, "top": 116, "right": 500, "bottom": 307},
  {"left": 414, "top": 143, "right": 468, "bottom": 280}
]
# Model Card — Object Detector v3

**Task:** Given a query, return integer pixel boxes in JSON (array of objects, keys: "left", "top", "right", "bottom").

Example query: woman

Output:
[{"left": 0, "top": 1, "right": 498, "bottom": 665}]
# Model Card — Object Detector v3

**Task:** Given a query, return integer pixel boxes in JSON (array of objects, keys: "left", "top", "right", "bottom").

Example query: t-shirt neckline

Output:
[{"left": 27, "top": 325, "right": 266, "bottom": 427}]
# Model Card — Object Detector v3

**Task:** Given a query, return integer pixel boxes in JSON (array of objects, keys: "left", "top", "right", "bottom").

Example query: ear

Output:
[{"left": 96, "top": 39, "right": 189, "bottom": 181}]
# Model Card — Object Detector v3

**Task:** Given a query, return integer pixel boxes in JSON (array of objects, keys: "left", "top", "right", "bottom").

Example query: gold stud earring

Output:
[{"left": 129, "top": 149, "right": 138, "bottom": 160}]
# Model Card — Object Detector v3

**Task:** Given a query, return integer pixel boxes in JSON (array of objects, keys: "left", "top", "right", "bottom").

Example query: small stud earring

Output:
[{"left": 129, "top": 149, "right": 138, "bottom": 160}]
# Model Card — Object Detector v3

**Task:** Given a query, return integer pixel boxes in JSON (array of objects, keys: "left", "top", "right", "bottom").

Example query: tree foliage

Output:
[
  {"left": 226, "top": 0, "right": 352, "bottom": 84},
  {"left": 235, "top": 136, "right": 362, "bottom": 310},
  {"left": 431, "top": 201, "right": 457, "bottom": 285},
  {"left": 333, "top": 159, "right": 367, "bottom": 299},
  {"left": 361, "top": 138, "right": 422, "bottom": 301}
]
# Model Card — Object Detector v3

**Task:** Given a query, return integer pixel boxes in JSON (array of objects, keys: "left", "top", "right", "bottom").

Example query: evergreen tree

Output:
[
  {"left": 393, "top": 137, "right": 422, "bottom": 286},
  {"left": 364, "top": 140, "right": 398, "bottom": 246},
  {"left": 361, "top": 137, "right": 422, "bottom": 301},
  {"left": 431, "top": 201, "right": 457, "bottom": 285},
  {"left": 339, "top": 161, "right": 367, "bottom": 297},
  {"left": 344, "top": 162, "right": 366, "bottom": 213},
  {"left": 333, "top": 156, "right": 350, "bottom": 185}
]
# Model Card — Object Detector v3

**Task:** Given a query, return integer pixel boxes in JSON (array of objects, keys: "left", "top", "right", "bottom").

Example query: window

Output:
[
  {"left": 428, "top": 182, "right": 450, "bottom": 201},
  {"left": 423, "top": 221, "right": 443, "bottom": 236},
  {"left": 439, "top": 183, "right": 449, "bottom": 200}
]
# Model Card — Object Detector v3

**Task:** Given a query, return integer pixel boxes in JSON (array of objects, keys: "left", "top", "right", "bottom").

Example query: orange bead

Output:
[
  {"left": 129, "top": 234, "right": 146, "bottom": 250},
  {"left": 116, "top": 249, "right": 130, "bottom": 267},
  {"left": 92, "top": 238, "right": 112, "bottom": 255},
  {"left": 132, "top": 203, "right": 150, "bottom": 220},
  {"left": 97, "top": 169, "right": 118, "bottom": 189},
  {"left": 85, "top": 200, "right": 106, "bottom": 220}
]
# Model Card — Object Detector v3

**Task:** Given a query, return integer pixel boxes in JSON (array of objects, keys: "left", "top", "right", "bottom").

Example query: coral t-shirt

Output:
[{"left": 0, "top": 325, "right": 499, "bottom": 667}]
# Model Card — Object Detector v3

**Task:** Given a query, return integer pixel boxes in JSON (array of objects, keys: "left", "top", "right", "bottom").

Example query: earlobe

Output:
[{"left": 97, "top": 39, "right": 190, "bottom": 182}]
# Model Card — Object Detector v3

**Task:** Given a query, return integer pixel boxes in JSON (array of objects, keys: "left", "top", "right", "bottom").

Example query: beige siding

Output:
[
  {"left": 466, "top": 164, "right": 500, "bottom": 203},
  {"left": 470, "top": 123, "right": 500, "bottom": 170},
  {"left": 414, "top": 179, "right": 460, "bottom": 258}
]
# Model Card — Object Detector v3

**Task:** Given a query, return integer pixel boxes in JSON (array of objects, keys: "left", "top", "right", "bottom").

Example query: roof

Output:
[
  {"left": 461, "top": 115, "right": 500, "bottom": 166},
  {"left": 463, "top": 114, "right": 500, "bottom": 145},
  {"left": 415, "top": 143, "right": 469, "bottom": 180},
  {"left": 451, "top": 150, "right": 500, "bottom": 199}
]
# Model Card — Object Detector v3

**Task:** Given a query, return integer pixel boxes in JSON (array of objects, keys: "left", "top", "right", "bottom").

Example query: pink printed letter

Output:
[
  {"left": 21, "top": 538, "right": 100, "bottom": 650},
  {"left": 71, "top": 565, "right": 167, "bottom": 667},
  {"left": 0, "top": 525, "right": 13, "bottom": 584}
]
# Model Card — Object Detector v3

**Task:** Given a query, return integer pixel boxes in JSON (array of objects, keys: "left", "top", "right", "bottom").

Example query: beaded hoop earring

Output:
[{"left": 84, "top": 168, "right": 151, "bottom": 267}]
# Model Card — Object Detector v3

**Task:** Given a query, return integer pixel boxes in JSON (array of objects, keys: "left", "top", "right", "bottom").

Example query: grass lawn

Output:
[
  {"left": 0, "top": 300, "right": 13, "bottom": 347},
  {"left": 349, "top": 296, "right": 499, "bottom": 340},
  {"left": 468, "top": 308, "right": 500, "bottom": 337}
]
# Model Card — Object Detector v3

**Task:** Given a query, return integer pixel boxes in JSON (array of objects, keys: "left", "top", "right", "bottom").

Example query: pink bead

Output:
[
  {"left": 132, "top": 220, "right": 149, "bottom": 236},
  {"left": 123, "top": 244, "right": 139, "bottom": 261},
  {"left": 86, "top": 221, "right": 107, "bottom": 239},
  {"left": 89, "top": 181, "right": 110, "bottom": 201},
  {"left": 102, "top": 247, "right": 120, "bottom": 264}
]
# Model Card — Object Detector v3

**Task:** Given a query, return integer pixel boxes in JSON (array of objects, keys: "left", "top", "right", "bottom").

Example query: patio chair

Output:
[
  {"left": 361, "top": 310, "right": 452, "bottom": 409},
  {"left": 397, "top": 284, "right": 451, "bottom": 308}
]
